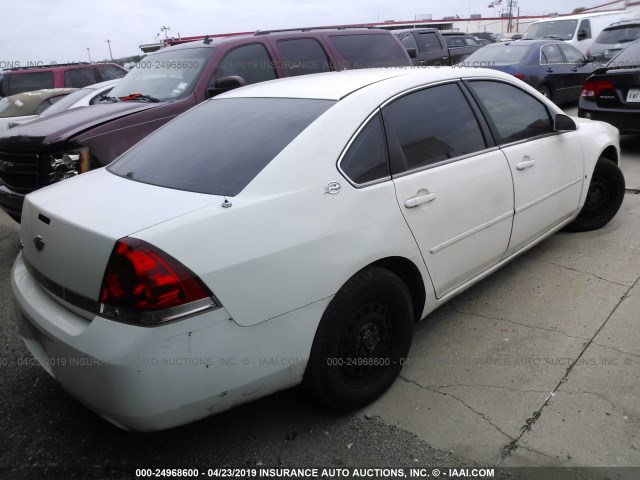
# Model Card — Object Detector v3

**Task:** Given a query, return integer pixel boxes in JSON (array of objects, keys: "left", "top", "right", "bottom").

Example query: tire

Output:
[
  {"left": 566, "top": 157, "right": 625, "bottom": 232},
  {"left": 303, "top": 267, "right": 414, "bottom": 410},
  {"left": 538, "top": 85, "right": 552, "bottom": 99}
]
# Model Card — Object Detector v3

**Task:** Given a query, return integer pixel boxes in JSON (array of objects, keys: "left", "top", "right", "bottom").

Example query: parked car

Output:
[
  {"left": 394, "top": 28, "right": 483, "bottom": 65},
  {"left": 588, "top": 18, "right": 640, "bottom": 64},
  {"left": 0, "top": 88, "right": 78, "bottom": 131},
  {"left": 7, "top": 80, "right": 119, "bottom": 129},
  {"left": 462, "top": 40, "right": 596, "bottom": 103},
  {"left": 522, "top": 11, "right": 634, "bottom": 55},
  {"left": 12, "top": 67, "right": 624, "bottom": 431},
  {"left": 472, "top": 32, "right": 500, "bottom": 43},
  {"left": 0, "top": 28, "right": 411, "bottom": 222},
  {"left": 0, "top": 62, "right": 126, "bottom": 98},
  {"left": 578, "top": 39, "right": 640, "bottom": 134}
]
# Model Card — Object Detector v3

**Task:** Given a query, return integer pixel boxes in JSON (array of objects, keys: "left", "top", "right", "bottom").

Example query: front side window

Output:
[
  {"left": 400, "top": 33, "right": 419, "bottom": 51},
  {"left": 464, "top": 37, "right": 480, "bottom": 46},
  {"left": 64, "top": 68, "right": 100, "bottom": 88},
  {"left": 558, "top": 44, "right": 586, "bottom": 64},
  {"left": 541, "top": 44, "right": 564, "bottom": 65},
  {"left": 109, "top": 98, "right": 335, "bottom": 196},
  {"left": 213, "top": 43, "right": 277, "bottom": 85},
  {"left": 445, "top": 36, "right": 465, "bottom": 48},
  {"left": 578, "top": 19, "right": 592, "bottom": 39},
  {"left": 277, "top": 38, "right": 332, "bottom": 76},
  {"left": 467, "top": 81, "right": 554, "bottom": 144},
  {"left": 340, "top": 113, "right": 389, "bottom": 185},
  {"left": 382, "top": 83, "right": 486, "bottom": 175}
]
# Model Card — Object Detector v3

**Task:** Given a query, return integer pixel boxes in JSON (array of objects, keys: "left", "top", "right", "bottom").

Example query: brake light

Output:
[
  {"left": 100, "top": 237, "right": 216, "bottom": 324},
  {"left": 512, "top": 74, "right": 526, "bottom": 81},
  {"left": 581, "top": 79, "right": 615, "bottom": 100}
]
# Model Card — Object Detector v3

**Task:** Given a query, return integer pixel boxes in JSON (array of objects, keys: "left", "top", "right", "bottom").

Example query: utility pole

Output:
[
  {"left": 161, "top": 26, "right": 171, "bottom": 39},
  {"left": 87, "top": 47, "right": 92, "bottom": 63},
  {"left": 105, "top": 39, "right": 113, "bottom": 61}
]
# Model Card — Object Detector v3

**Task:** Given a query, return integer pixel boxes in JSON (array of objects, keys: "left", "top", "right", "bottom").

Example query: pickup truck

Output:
[
  {"left": 393, "top": 28, "right": 484, "bottom": 66},
  {"left": 0, "top": 28, "right": 411, "bottom": 222}
]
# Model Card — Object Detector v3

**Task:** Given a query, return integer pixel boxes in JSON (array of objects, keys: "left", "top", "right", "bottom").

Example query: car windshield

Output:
[
  {"left": 596, "top": 25, "right": 640, "bottom": 44},
  {"left": 464, "top": 44, "right": 531, "bottom": 64},
  {"left": 108, "top": 98, "right": 335, "bottom": 196},
  {"left": 607, "top": 40, "right": 640, "bottom": 68},
  {"left": 38, "top": 88, "right": 91, "bottom": 117},
  {"left": 523, "top": 20, "right": 578, "bottom": 40},
  {"left": 109, "top": 47, "right": 214, "bottom": 102}
]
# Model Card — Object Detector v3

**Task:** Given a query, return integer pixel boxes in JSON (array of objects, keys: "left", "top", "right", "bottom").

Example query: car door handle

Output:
[
  {"left": 546, "top": 68, "right": 554, "bottom": 73},
  {"left": 404, "top": 192, "right": 437, "bottom": 208},
  {"left": 516, "top": 159, "right": 536, "bottom": 170}
]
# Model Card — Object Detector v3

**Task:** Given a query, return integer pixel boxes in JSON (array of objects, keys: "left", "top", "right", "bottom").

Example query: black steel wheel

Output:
[{"left": 303, "top": 267, "right": 414, "bottom": 410}]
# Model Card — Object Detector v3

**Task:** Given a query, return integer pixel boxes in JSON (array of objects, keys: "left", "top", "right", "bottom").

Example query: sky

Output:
[{"left": 0, "top": 0, "right": 622, "bottom": 65}]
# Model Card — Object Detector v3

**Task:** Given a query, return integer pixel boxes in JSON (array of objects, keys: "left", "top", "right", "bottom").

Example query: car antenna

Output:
[
  {"left": 203, "top": 35, "right": 212, "bottom": 45},
  {"left": 222, "top": 197, "right": 232, "bottom": 208}
]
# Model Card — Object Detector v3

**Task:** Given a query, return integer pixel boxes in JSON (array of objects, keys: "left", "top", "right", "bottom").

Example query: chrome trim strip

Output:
[
  {"left": 391, "top": 146, "right": 501, "bottom": 180},
  {"left": 515, "top": 177, "right": 582, "bottom": 214},
  {"left": 429, "top": 210, "right": 513, "bottom": 254}
]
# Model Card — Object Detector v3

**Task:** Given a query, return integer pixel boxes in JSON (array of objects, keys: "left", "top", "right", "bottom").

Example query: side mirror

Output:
[
  {"left": 406, "top": 48, "right": 417, "bottom": 59},
  {"left": 577, "top": 29, "right": 588, "bottom": 41},
  {"left": 554, "top": 113, "right": 577, "bottom": 131},
  {"left": 206, "top": 75, "right": 247, "bottom": 98}
]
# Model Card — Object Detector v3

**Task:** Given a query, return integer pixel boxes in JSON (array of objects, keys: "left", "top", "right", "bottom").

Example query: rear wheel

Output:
[
  {"left": 303, "top": 267, "right": 413, "bottom": 410},
  {"left": 566, "top": 157, "right": 625, "bottom": 232}
]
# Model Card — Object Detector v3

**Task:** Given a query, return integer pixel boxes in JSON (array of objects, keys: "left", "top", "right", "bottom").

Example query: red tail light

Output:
[
  {"left": 581, "top": 79, "right": 615, "bottom": 100},
  {"left": 100, "top": 237, "right": 216, "bottom": 324},
  {"left": 512, "top": 74, "right": 526, "bottom": 81}
]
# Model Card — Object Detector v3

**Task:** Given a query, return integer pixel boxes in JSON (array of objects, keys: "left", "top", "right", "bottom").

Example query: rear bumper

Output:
[
  {"left": 0, "top": 182, "right": 25, "bottom": 221},
  {"left": 11, "top": 252, "right": 328, "bottom": 431},
  {"left": 578, "top": 106, "right": 640, "bottom": 134}
]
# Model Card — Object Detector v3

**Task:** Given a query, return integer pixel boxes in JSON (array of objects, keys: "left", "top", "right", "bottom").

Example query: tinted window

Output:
[
  {"left": 596, "top": 25, "right": 640, "bottom": 44},
  {"left": 34, "top": 98, "right": 54, "bottom": 115},
  {"left": 464, "top": 37, "right": 480, "bottom": 46},
  {"left": 382, "top": 83, "right": 486, "bottom": 174},
  {"left": 340, "top": 114, "right": 389, "bottom": 184},
  {"left": 578, "top": 19, "right": 592, "bottom": 39},
  {"left": 445, "top": 36, "right": 465, "bottom": 48},
  {"left": 608, "top": 40, "right": 640, "bottom": 67},
  {"left": 214, "top": 43, "right": 277, "bottom": 85},
  {"left": 558, "top": 44, "right": 585, "bottom": 64},
  {"left": 400, "top": 33, "right": 419, "bottom": 51},
  {"left": 277, "top": 38, "right": 332, "bottom": 76},
  {"left": 464, "top": 44, "right": 531, "bottom": 63},
  {"left": 64, "top": 68, "right": 100, "bottom": 88},
  {"left": 467, "top": 81, "right": 553, "bottom": 144},
  {"left": 7, "top": 72, "right": 54, "bottom": 95},
  {"left": 109, "top": 98, "right": 334, "bottom": 196},
  {"left": 541, "top": 44, "right": 564, "bottom": 64},
  {"left": 418, "top": 32, "right": 444, "bottom": 52},
  {"left": 98, "top": 66, "right": 127, "bottom": 80},
  {"left": 329, "top": 34, "right": 409, "bottom": 69},
  {"left": 110, "top": 47, "right": 213, "bottom": 101}
]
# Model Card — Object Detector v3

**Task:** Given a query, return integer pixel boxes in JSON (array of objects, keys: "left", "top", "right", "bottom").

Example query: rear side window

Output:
[
  {"left": 382, "top": 83, "right": 486, "bottom": 174},
  {"left": 329, "top": 34, "right": 409, "bottom": 68},
  {"left": 467, "top": 81, "right": 553, "bottom": 144},
  {"left": 64, "top": 68, "right": 100, "bottom": 88},
  {"left": 445, "top": 36, "right": 465, "bottom": 48},
  {"left": 213, "top": 43, "right": 277, "bottom": 85},
  {"left": 340, "top": 113, "right": 389, "bottom": 185},
  {"left": 6, "top": 72, "right": 54, "bottom": 95},
  {"left": 418, "top": 32, "right": 444, "bottom": 52},
  {"left": 109, "top": 98, "right": 335, "bottom": 196},
  {"left": 399, "top": 33, "right": 419, "bottom": 51},
  {"left": 277, "top": 38, "right": 332, "bottom": 76}
]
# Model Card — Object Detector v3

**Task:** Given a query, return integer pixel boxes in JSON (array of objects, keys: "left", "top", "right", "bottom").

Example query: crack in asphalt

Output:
[
  {"left": 556, "top": 388, "right": 623, "bottom": 412},
  {"left": 589, "top": 342, "right": 640, "bottom": 359},
  {"left": 500, "top": 273, "right": 640, "bottom": 459},
  {"left": 408, "top": 383, "right": 549, "bottom": 395},
  {"left": 398, "top": 375, "right": 514, "bottom": 441},
  {"left": 536, "top": 259, "right": 632, "bottom": 288},
  {"left": 448, "top": 302, "right": 590, "bottom": 341}
]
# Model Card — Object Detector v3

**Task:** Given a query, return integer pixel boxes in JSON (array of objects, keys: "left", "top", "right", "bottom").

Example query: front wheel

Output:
[
  {"left": 538, "top": 85, "right": 552, "bottom": 99},
  {"left": 566, "top": 157, "right": 625, "bottom": 232},
  {"left": 303, "top": 267, "right": 414, "bottom": 410}
]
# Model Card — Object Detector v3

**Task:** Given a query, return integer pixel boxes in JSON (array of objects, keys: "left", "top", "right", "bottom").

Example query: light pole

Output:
[
  {"left": 87, "top": 47, "right": 92, "bottom": 63},
  {"left": 105, "top": 39, "right": 113, "bottom": 61},
  {"left": 161, "top": 25, "right": 171, "bottom": 39}
]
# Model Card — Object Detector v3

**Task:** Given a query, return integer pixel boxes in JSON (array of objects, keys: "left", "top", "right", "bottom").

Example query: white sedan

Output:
[{"left": 12, "top": 67, "right": 624, "bottom": 431}]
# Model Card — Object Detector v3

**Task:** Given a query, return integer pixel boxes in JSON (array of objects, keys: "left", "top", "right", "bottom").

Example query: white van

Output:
[{"left": 522, "top": 11, "right": 634, "bottom": 54}]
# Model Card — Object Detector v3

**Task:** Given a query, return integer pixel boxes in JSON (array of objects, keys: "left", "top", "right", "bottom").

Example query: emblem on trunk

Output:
[{"left": 33, "top": 235, "right": 45, "bottom": 251}]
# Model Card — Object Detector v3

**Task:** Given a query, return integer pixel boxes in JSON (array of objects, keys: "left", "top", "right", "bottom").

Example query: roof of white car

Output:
[{"left": 219, "top": 67, "right": 511, "bottom": 101}]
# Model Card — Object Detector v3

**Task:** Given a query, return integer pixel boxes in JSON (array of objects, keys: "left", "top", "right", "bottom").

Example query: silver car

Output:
[{"left": 589, "top": 18, "right": 640, "bottom": 64}]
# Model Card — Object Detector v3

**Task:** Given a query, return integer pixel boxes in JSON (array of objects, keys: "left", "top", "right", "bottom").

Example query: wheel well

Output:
[
  {"left": 600, "top": 145, "right": 618, "bottom": 165},
  {"left": 368, "top": 257, "right": 426, "bottom": 322}
]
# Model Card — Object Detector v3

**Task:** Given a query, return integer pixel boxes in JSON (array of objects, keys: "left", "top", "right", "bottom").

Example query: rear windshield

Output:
[
  {"left": 465, "top": 44, "right": 531, "bottom": 63},
  {"left": 329, "top": 34, "right": 409, "bottom": 69},
  {"left": 109, "top": 47, "right": 214, "bottom": 101},
  {"left": 108, "top": 98, "right": 335, "bottom": 196},
  {"left": 607, "top": 40, "right": 640, "bottom": 68},
  {"left": 596, "top": 25, "right": 640, "bottom": 44},
  {"left": 523, "top": 20, "right": 578, "bottom": 40}
]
